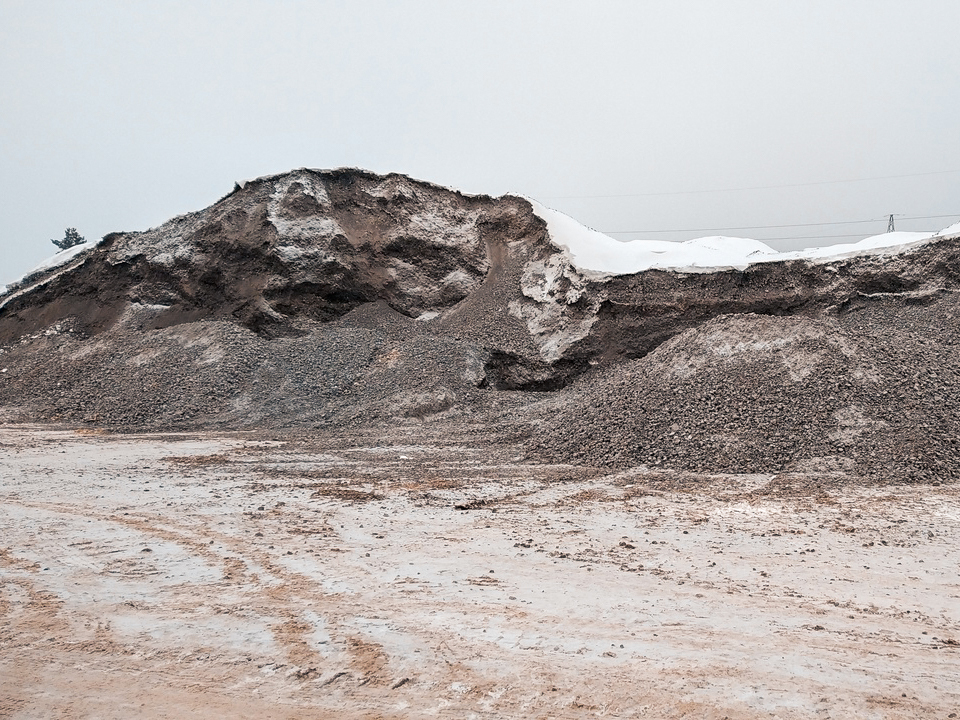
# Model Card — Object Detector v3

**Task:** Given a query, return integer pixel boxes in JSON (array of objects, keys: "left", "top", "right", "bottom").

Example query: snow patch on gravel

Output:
[
  {"left": 528, "top": 198, "right": 950, "bottom": 275},
  {"left": 30, "top": 237, "right": 107, "bottom": 275}
]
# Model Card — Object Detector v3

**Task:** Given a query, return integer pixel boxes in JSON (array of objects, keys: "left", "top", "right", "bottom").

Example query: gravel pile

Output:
[
  {"left": 527, "top": 296, "right": 960, "bottom": 482},
  {"left": 3, "top": 289, "right": 960, "bottom": 486},
  {"left": 0, "top": 300, "right": 510, "bottom": 430},
  {"left": 2, "top": 168, "right": 959, "bottom": 486},
  {"left": 3, "top": 292, "right": 959, "bottom": 486}
]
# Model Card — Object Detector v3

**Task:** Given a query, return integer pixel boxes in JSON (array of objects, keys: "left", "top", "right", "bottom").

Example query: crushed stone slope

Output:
[{"left": 527, "top": 294, "right": 960, "bottom": 482}]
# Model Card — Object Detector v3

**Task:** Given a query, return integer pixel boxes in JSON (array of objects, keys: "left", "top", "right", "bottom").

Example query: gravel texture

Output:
[{"left": 526, "top": 297, "right": 960, "bottom": 482}]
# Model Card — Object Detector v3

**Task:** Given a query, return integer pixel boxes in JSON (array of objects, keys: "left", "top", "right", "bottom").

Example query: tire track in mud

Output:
[
  {"left": 5, "top": 429, "right": 960, "bottom": 718},
  {"left": 0, "top": 496, "right": 469, "bottom": 697}
]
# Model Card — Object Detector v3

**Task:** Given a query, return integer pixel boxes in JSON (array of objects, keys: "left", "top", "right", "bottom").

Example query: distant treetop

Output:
[{"left": 52, "top": 228, "right": 85, "bottom": 250}]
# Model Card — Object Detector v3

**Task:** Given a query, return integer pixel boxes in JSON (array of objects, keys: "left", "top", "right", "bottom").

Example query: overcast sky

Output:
[{"left": 3, "top": 0, "right": 960, "bottom": 284}]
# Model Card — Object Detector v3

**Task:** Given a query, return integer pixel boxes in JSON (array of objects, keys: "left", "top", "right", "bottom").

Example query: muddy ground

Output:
[{"left": 1, "top": 425, "right": 958, "bottom": 719}]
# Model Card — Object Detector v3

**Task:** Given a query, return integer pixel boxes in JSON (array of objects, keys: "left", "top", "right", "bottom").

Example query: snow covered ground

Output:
[
  {"left": 0, "top": 237, "right": 105, "bottom": 296},
  {"left": 529, "top": 199, "right": 960, "bottom": 275},
  {"left": 1, "top": 426, "right": 957, "bottom": 718}
]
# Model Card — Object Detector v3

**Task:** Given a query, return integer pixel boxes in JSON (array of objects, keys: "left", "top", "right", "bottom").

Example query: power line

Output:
[
  {"left": 751, "top": 232, "right": 925, "bottom": 242},
  {"left": 602, "top": 212, "right": 960, "bottom": 235},
  {"left": 901, "top": 212, "right": 960, "bottom": 221},
  {"left": 539, "top": 169, "right": 960, "bottom": 200},
  {"left": 605, "top": 218, "right": 880, "bottom": 234}
]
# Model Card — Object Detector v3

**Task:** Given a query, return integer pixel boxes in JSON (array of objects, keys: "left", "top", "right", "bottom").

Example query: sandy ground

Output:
[{"left": 0, "top": 425, "right": 958, "bottom": 719}]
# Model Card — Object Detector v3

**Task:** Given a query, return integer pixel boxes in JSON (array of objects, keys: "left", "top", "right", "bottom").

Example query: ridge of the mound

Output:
[
  {"left": 7, "top": 172, "right": 958, "bottom": 304},
  {"left": 0, "top": 168, "right": 545, "bottom": 341}
]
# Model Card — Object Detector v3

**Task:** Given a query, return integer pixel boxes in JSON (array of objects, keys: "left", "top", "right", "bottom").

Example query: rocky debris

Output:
[
  {"left": 0, "top": 301, "right": 511, "bottom": 430},
  {"left": 2, "top": 167, "right": 960, "bottom": 484},
  {"left": 527, "top": 297, "right": 960, "bottom": 482}
]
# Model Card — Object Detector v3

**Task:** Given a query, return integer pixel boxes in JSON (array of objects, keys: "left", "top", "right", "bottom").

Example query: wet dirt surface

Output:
[{"left": 1, "top": 425, "right": 958, "bottom": 719}]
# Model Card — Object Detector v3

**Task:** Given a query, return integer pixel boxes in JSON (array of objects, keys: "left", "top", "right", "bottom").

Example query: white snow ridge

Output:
[{"left": 527, "top": 198, "right": 955, "bottom": 275}]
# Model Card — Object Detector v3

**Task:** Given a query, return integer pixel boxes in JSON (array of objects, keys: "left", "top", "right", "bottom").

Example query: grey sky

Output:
[{"left": 3, "top": 0, "right": 960, "bottom": 285}]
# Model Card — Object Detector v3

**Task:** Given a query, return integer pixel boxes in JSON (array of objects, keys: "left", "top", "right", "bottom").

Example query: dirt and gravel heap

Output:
[
  {"left": 526, "top": 297, "right": 960, "bottom": 482},
  {"left": 2, "top": 167, "right": 960, "bottom": 482}
]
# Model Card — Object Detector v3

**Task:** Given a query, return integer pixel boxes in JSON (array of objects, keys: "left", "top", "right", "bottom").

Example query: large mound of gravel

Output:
[
  {"left": 3, "top": 168, "right": 960, "bottom": 486},
  {"left": 527, "top": 297, "right": 960, "bottom": 483}
]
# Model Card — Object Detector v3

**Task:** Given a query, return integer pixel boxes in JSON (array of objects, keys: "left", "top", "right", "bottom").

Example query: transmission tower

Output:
[{"left": 887, "top": 214, "right": 896, "bottom": 232}]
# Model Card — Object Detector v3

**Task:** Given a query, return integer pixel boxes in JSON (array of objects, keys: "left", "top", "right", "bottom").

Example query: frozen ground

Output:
[{"left": 1, "top": 426, "right": 958, "bottom": 719}]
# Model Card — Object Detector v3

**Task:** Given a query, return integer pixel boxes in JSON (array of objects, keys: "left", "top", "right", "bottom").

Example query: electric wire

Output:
[
  {"left": 601, "top": 212, "right": 960, "bottom": 235},
  {"left": 539, "top": 169, "right": 960, "bottom": 200}
]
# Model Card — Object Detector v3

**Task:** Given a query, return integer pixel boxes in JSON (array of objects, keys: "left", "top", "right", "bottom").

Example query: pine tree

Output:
[{"left": 52, "top": 227, "right": 85, "bottom": 250}]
